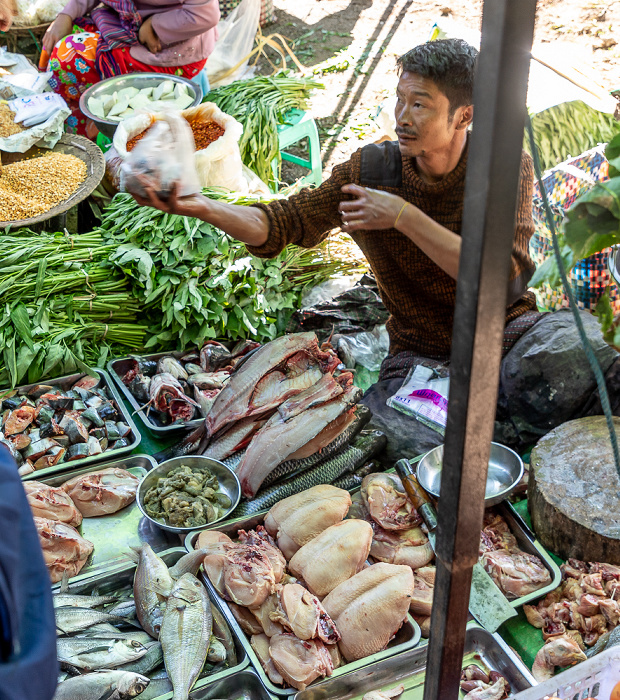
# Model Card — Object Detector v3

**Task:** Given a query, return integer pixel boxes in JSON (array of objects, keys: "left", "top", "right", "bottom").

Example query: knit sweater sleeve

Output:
[
  {"left": 507, "top": 151, "right": 536, "bottom": 304},
  {"left": 244, "top": 150, "right": 363, "bottom": 258}
]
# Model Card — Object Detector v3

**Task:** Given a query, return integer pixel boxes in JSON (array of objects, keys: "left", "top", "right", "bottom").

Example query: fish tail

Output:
[{"left": 126, "top": 546, "right": 141, "bottom": 563}]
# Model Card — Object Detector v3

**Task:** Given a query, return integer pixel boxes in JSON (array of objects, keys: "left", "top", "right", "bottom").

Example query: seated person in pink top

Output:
[{"left": 41, "top": 0, "right": 219, "bottom": 136}]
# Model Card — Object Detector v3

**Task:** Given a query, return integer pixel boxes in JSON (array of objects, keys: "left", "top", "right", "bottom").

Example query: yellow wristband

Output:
[{"left": 394, "top": 202, "right": 410, "bottom": 228}]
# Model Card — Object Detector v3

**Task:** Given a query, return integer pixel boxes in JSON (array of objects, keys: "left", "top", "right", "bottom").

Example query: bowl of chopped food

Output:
[
  {"left": 136, "top": 455, "right": 240, "bottom": 533},
  {"left": 80, "top": 73, "right": 203, "bottom": 139},
  {"left": 416, "top": 441, "right": 524, "bottom": 507}
]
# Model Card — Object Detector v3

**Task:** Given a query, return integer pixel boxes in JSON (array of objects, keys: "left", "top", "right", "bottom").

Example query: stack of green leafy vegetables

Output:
[
  {"left": 205, "top": 73, "right": 324, "bottom": 189},
  {"left": 98, "top": 189, "right": 362, "bottom": 352},
  {"left": 0, "top": 231, "right": 148, "bottom": 387}
]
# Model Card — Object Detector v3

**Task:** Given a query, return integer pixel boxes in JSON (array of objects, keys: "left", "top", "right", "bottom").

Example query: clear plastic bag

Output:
[
  {"left": 336, "top": 324, "right": 390, "bottom": 371},
  {"left": 120, "top": 111, "right": 200, "bottom": 200}
]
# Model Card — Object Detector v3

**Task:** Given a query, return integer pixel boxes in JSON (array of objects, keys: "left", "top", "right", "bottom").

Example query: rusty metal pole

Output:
[{"left": 422, "top": 1, "right": 537, "bottom": 697}]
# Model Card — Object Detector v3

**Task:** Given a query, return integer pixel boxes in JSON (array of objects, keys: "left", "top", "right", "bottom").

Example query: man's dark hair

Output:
[{"left": 397, "top": 39, "right": 478, "bottom": 115}]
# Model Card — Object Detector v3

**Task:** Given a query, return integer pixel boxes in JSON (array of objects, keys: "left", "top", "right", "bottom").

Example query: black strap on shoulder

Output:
[{"left": 359, "top": 141, "right": 403, "bottom": 188}]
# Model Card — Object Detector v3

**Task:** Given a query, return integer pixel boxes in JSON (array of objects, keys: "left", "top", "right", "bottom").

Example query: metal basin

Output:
[
  {"left": 137, "top": 456, "right": 241, "bottom": 534},
  {"left": 416, "top": 442, "right": 524, "bottom": 507},
  {"left": 79, "top": 72, "right": 202, "bottom": 139}
]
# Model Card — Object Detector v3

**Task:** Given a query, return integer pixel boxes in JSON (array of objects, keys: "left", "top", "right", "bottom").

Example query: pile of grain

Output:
[
  {"left": 0, "top": 152, "right": 87, "bottom": 222},
  {"left": 0, "top": 104, "right": 26, "bottom": 138}
]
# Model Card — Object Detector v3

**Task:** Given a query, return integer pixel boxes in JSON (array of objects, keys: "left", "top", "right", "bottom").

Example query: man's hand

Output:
[
  {"left": 339, "top": 184, "right": 410, "bottom": 232},
  {"left": 138, "top": 16, "right": 162, "bottom": 54},
  {"left": 131, "top": 176, "right": 209, "bottom": 219},
  {"left": 42, "top": 13, "right": 73, "bottom": 54}
]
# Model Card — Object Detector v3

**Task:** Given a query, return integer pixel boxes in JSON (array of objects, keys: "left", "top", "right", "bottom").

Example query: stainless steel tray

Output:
[
  {"left": 10, "top": 368, "right": 141, "bottom": 479},
  {"left": 495, "top": 501, "right": 562, "bottom": 608},
  {"left": 187, "top": 668, "right": 275, "bottom": 700},
  {"left": 35, "top": 454, "right": 178, "bottom": 578},
  {"left": 186, "top": 520, "right": 422, "bottom": 697},
  {"left": 292, "top": 623, "right": 536, "bottom": 700},
  {"left": 52, "top": 548, "right": 249, "bottom": 700},
  {"left": 108, "top": 352, "right": 203, "bottom": 436}
]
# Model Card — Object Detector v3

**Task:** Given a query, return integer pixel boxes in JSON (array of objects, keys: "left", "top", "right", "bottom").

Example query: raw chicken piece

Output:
[
  {"left": 322, "top": 563, "right": 415, "bottom": 661},
  {"left": 410, "top": 570, "right": 435, "bottom": 617},
  {"left": 361, "top": 473, "right": 421, "bottom": 530},
  {"left": 251, "top": 633, "right": 284, "bottom": 686},
  {"left": 238, "top": 527, "right": 286, "bottom": 582},
  {"left": 270, "top": 583, "right": 340, "bottom": 644},
  {"left": 462, "top": 677, "right": 509, "bottom": 699},
  {"left": 268, "top": 632, "right": 334, "bottom": 691},
  {"left": 413, "top": 614, "right": 431, "bottom": 638},
  {"left": 599, "top": 598, "right": 620, "bottom": 627},
  {"left": 531, "top": 634, "right": 587, "bottom": 682},
  {"left": 252, "top": 589, "right": 285, "bottom": 638},
  {"left": 481, "top": 549, "right": 551, "bottom": 599},
  {"left": 62, "top": 468, "right": 139, "bottom": 517},
  {"left": 370, "top": 526, "right": 434, "bottom": 569},
  {"left": 264, "top": 485, "right": 351, "bottom": 560},
  {"left": 199, "top": 530, "right": 276, "bottom": 608},
  {"left": 229, "top": 602, "right": 263, "bottom": 635},
  {"left": 288, "top": 519, "right": 372, "bottom": 597},
  {"left": 362, "top": 684, "right": 405, "bottom": 700},
  {"left": 24, "top": 481, "right": 82, "bottom": 527},
  {"left": 34, "top": 516, "right": 94, "bottom": 583}
]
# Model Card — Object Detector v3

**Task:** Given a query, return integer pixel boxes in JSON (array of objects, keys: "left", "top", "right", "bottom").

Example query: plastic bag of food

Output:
[{"left": 120, "top": 111, "right": 200, "bottom": 200}]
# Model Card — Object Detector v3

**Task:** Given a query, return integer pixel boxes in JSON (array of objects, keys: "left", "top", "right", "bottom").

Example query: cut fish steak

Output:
[
  {"left": 24, "top": 481, "right": 82, "bottom": 527},
  {"left": 35, "top": 516, "right": 94, "bottom": 583},
  {"left": 62, "top": 467, "right": 139, "bottom": 517},
  {"left": 236, "top": 380, "right": 362, "bottom": 498}
]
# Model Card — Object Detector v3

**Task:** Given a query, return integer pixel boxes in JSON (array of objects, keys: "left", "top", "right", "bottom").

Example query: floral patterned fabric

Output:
[{"left": 49, "top": 23, "right": 207, "bottom": 137}]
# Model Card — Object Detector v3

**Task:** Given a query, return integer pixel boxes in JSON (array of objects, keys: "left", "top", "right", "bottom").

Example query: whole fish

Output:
[
  {"left": 206, "top": 332, "right": 319, "bottom": 437},
  {"left": 231, "top": 430, "right": 387, "bottom": 517},
  {"left": 52, "top": 670, "right": 150, "bottom": 700},
  {"left": 55, "top": 607, "right": 135, "bottom": 635},
  {"left": 133, "top": 677, "right": 173, "bottom": 700},
  {"left": 261, "top": 404, "right": 371, "bottom": 487},
  {"left": 106, "top": 599, "right": 137, "bottom": 619},
  {"left": 212, "top": 602, "right": 237, "bottom": 666},
  {"left": 236, "top": 383, "right": 363, "bottom": 498},
  {"left": 57, "top": 637, "right": 148, "bottom": 671},
  {"left": 53, "top": 592, "right": 118, "bottom": 609},
  {"left": 130, "top": 543, "right": 174, "bottom": 639},
  {"left": 78, "top": 626, "right": 153, "bottom": 645},
  {"left": 117, "top": 641, "right": 163, "bottom": 676},
  {"left": 206, "top": 637, "right": 227, "bottom": 663},
  {"left": 160, "top": 573, "right": 212, "bottom": 700}
]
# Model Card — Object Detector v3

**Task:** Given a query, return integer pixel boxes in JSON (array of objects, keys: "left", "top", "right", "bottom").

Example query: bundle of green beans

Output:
[
  {"left": 98, "top": 190, "right": 361, "bottom": 351},
  {"left": 0, "top": 231, "right": 148, "bottom": 387},
  {"left": 205, "top": 73, "right": 324, "bottom": 188},
  {"left": 524, "top": 100, "right": 620, "bottom": 172}
]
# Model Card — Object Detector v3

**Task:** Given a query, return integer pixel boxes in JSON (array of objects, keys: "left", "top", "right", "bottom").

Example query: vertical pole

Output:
[{"left": 423, "top": 1, "right": 537, "bottom": 698}]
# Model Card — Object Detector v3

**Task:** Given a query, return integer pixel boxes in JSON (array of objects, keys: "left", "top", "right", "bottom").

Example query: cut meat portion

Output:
[
  {"left": 270, "top": 583, "right": 340, "bottom": 644},
  {"left": 34, "top": 516, "right": 93, "bottom": 583},
  {"left": 61, "top": 468, "right": 139, "bottom": 517},
  {"left": 268, "top": 632, "right": 334, "bottom": 691},
  {"left": 24, "top": 481, "right": 82, "bottom": 527},
  {"left": 251, "top": 633, "right": 284, "bottom": 686}
]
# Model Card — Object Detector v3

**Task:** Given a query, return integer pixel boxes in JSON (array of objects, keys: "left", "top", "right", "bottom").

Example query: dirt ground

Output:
[{"left": 256, "top": 0, "right": 620, "bottom": 179}]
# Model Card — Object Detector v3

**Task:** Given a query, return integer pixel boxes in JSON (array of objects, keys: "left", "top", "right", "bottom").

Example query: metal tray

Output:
[
  {"left": 186, "top": 520, "right": 422, "bottom": 697},
  {"left": 9, "top": 368, "right": 141, "bottom": 479},
  {"left": 495, "top": 501, "right": 562, "bottom": 608},
  {"left": 188, "top": 668, "right": 275, "bottom": 700},
  {"left": 34, "top": 455, "right": 179, "bottom": 578},
  {"left": 52, "top": 548, "right": 249, "bottom": 700},
  {"left": 292, "top": 623, "right": 536, "bottom": 700},
  {"left": 108, "top": 352, "right": 204, "bottom": 436}
]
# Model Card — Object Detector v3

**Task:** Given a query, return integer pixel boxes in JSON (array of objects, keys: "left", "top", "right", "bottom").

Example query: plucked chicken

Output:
[
  {"left": 288, "top": 519, "right": 373, "bottom": 597},
  {"left": 264, "top": 485, "right": 352, "bottom": 560},
  {"left": 35, "top": 516, "right": 94, "bottom": 582},
  {"left": 24, "top": 481, "right": 82, "bottom": 527},
  {"left": 62, "top": 467, "right": 139, "bottom": 517},
  {"left": 268, "top": 632, "right": 334, "bottom": 691},
  {"left": 322, "top": 562, "right": 415, "bottom": 661},
  {"left": 361, "top": 473, "right": 421, "bottom": 530},
  {"left": 531, "top": 633, "right": 587, "bottom": 681}
]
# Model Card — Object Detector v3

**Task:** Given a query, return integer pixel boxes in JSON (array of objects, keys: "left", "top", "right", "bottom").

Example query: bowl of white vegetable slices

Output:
[{"left": 80, "top": 72, "right": 203, "bottom": 138}]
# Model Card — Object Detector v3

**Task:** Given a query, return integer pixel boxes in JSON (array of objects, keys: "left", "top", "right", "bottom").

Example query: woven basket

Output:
[
  {"left": 219, "top": 0, "right": 276, "bottom": 27},
  {"left": 0, "top": 22, "right": 50, "bottom": 56},
  {"left": 0, "top": 133, "right": 105, "bottom": 229}
]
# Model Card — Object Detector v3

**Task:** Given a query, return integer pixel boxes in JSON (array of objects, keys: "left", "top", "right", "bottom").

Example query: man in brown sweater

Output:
[{"left": 134, "top": 39, "right": 618, "bottom": 459}]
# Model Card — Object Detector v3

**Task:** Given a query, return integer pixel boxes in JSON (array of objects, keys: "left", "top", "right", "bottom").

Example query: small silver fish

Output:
[
  {"left": 130, "top": 544, "right": 174, "bottom": 639},
  {"left": 57, "top": 637, "right": 148, "bottom": 671},
  {"left": 52, "top": 670, "right": 150, "bottom": 700},
  {"left": 53, "top": 593, "right": 118, "bottom": 609},
  {"left": 55, "top": 607, "right": 134, "bottom": 636}
]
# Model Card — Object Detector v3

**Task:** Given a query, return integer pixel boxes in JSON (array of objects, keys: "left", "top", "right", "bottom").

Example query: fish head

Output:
[
  {"left": 157, "top": 356, "right": 188, "bottom": 381},
  {"left": 118, "top": 672, "right": 150, "bottom": 696},
  {"left": 170, "top": 573, "right": 205, "bottom": 604}
]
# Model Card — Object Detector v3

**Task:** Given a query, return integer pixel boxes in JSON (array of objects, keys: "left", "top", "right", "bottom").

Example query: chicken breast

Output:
[
  {"left": 62, "top": 468, "right": 139, "bottom": 517},
  {"left": 34, "top": 516, "right": 94, "bottom": 583},
  {"left": 288, "top": 519, "right": 373, "bottom": 597},
  {"left": 322, "top": 563, "right": 415, "bottom": 661},
  {"left": 251, "top": 633, "right": 284, "bottom": 686},
  {"left": 251, "top": 589, "right": 285, "bottom": 638},
  {"left": 24, "top": 481, "right": 82, "bottom": 527},
  {"left": 264, "top": 485, "right": 352, "bottom": 560},
  {"left": 268, "top": 632, "right": 334, "bottom": 691},
  {"left": 270, "top": 583, "right": 340, "bottom": 644}
]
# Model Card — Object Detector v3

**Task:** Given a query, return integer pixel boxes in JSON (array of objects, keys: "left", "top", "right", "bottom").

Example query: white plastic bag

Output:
[
  {"left": 206, "top": 0, "right": 261, "bottom": 88},
  {"left": 120, "top": 112, "right": 200, "bottom": 200},
  {"left": 386, "top": 365, "right": 450, "bottom": 435}
]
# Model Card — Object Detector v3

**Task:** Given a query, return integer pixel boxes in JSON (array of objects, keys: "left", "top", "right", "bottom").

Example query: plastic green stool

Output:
[{"left": 274, "top": 108, "right": 323, "bottom": 189}]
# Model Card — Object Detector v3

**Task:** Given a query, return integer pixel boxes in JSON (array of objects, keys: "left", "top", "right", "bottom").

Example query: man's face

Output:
[{"left": 394, "top": 71, "right": 469, "bottom": 158}]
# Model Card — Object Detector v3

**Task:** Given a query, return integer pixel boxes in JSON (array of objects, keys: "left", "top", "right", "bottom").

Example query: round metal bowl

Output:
[
  {"left": 79, "top": 72, "right": 203, "bottom": 139},
  {"left": 136, "top": 456, "right": 240, "bottom": 534},
  {"left": 416, "top": 442, "right": 524, "bottom": 507}
]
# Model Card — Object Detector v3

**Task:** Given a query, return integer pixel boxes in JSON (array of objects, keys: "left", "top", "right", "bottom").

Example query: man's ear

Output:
[{"left": 455, "top": 104, "right": 474, "bottom": 131}]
